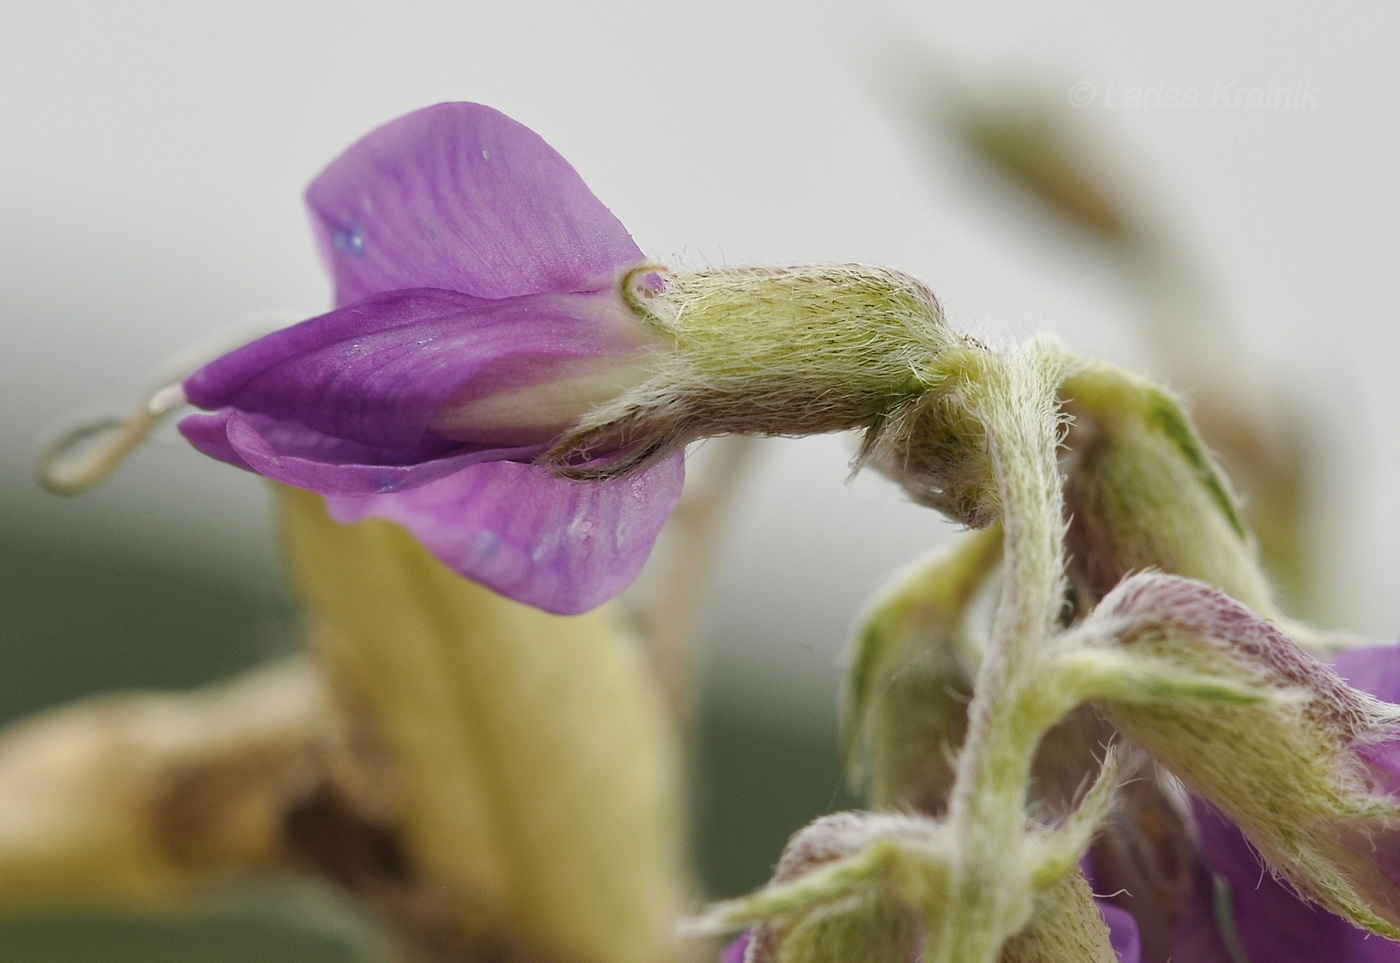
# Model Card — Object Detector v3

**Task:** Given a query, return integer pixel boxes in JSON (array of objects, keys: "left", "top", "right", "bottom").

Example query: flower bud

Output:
[
  {"left": 752, "top": 888, "right": 920, "bottom": 963},
  {"left": 700, "top": 803, "right": 1131, "bottom": 963},
  {"left": 740, "top": 812, "right": 936, "bottom": 963},
  {"left": 860, "top": 383, "right": 1000, "bottom": 528},
  {"left": 1059, "top": 363, "right": 1274, "bottom": 615},
  {"left": 1074, "top": 571, "right": 1400, "bottom": 939},
  {"left": 1001, "top": 871, "right": 1136, "bottom": 963},
  {"left": 843, "top": 527, "right": 1000, "bottom": 813},
  {"left": 845, "top": 526, "right": 1116, "bottom": 821}
]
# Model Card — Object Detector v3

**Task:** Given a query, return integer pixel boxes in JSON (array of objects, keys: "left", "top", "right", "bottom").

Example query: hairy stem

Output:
[{"left": 931, "top": 339, "right": 1072, "bottom": 963}]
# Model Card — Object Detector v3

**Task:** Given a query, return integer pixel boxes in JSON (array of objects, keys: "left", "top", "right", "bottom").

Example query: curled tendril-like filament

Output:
[
  {"left": 37, "top": 312, "right": 301, "bottom": 495},
  {"left": 37, "top": 382, "right": 189, "bottom": 495}
]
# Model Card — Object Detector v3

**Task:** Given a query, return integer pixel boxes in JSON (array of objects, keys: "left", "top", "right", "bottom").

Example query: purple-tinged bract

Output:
[{"left": 179, "top": 103, "right": 683, "bottom": 615}]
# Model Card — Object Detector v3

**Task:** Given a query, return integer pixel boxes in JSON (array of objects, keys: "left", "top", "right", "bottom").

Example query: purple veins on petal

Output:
[
  {"left": 306, "top": 102, "right": 646, "bottom": 304},
  {"left": 182, "top": 287, "right": 648, "bottom": 454}
]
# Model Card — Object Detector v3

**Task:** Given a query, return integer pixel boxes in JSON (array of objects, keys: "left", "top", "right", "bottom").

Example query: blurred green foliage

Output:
[
  {"left": 0, "top": 916, "right": 352, "bottom": 963},
  {"left": 0, "top": 528, "right": 295, "bottom": 726}
]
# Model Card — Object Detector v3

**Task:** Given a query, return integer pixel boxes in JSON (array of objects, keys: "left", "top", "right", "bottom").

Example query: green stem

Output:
[{"left": 930, "top": 339, "right": 1072, "bottom": 963}]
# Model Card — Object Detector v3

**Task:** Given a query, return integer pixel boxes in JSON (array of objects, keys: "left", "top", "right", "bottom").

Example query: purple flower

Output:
[
  {"left": 1074, "top": 573, "right": 1400, "bottom": 946},
  {"left": 1186, "top": 796, "right": 1400, "bottom": 963},
  {"left": 1187, "top": 642, "right": 1400, "bottom": 963},
  {"left": 1088, "top": 636, "right": 1400, "bottom": 962},
  {"left": 178, "top": 103, "right": 684, "bottom": 614}
]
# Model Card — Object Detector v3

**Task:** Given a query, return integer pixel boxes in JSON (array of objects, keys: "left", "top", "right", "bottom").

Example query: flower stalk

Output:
[{"left": 929, "top": 339, "right": 1091, "bottom": 963}]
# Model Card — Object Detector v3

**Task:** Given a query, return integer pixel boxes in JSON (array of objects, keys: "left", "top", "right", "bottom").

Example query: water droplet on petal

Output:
[
  {"left": 480, "top": 147, "right": 491, "bottom": 161},
  {"left": 331, "top": 221, "right": 366, "bottom": 259},
  {"left": 473, "top": 530, "right": 500, "bottom": 559}
]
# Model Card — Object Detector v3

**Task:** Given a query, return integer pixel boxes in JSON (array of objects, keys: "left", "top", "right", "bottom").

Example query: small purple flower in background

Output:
[
  {"left": 1068, "top": 573, "right": 1400, "bottom": 934},
  {"left": 1086, "top": 630, "right": 1400, "bottom": 963},
  {"left": 1185, "top": 797, "right": 1400, "bottom": 963},
  {"left": 1180, "top": 642, "right": 1400, "bottom": 963},
  {"left": 178, "top": 103, "right": 683, "bottom": 614}
]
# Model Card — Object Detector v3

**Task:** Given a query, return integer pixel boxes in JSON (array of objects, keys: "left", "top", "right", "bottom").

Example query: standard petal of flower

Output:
[
  {"left": 326, "top": 453, "right": 685, "bottom": 616},
  {"left": 306, "top": 102, "right": 645, "bottom": 305},
  {"left": 183, "top": 288, "right": 644, "bottom": 451}
]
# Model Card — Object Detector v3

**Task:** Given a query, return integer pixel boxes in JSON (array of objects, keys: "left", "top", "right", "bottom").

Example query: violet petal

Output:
[
  {"left": 183, "top": 287, "right": 641, "bottom": 452},
  {"left": 326, "top": 452, "right": 685, "bottom": 615},
  {"left": 1192, "top": 798, "right": 1400, "bottom": 962},
  {"left": 306, "top": 102, "right": 645, "bottom": 305},
  {"left": 721, "top": 932, "right": 751, "bottom": 963},
  {"left": 179, "top": 409, "right": 255, "bottom": 472},
  {"left": 1336, "top": 643, "right": 1400, "bottom": 707},
  {"left": 178, "top": 410, "right": 544, "bottom": 496},
  {"left": 1099, "top": 902, "right": 1142, "bottom": 963}
]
